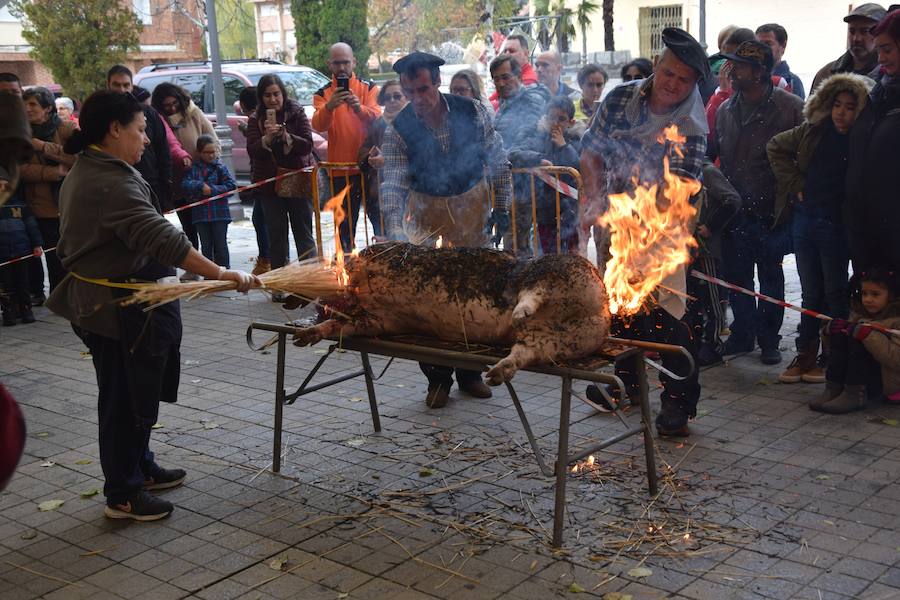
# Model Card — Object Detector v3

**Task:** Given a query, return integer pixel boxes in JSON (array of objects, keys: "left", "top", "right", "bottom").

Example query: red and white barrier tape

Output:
[
  {"left": 690, "top": 269, "right": 900, "bottom": 337},
  {"left": 528, "top": 169, "right": 579, "bottom": 200}
]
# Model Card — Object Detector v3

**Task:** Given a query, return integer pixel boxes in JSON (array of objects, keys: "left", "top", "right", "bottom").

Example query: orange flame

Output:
[
  {"left": 571, "top": 454, "right": 596, "bottom": 474},
  {"left": 598, "top": 125, "right": 701, "bottom": 316},
  {"left": 436, "top": 235, "right": 443, "bottom": 248},
  {"left": 323, "top": 187, "right": 350, "bottom": 286}
]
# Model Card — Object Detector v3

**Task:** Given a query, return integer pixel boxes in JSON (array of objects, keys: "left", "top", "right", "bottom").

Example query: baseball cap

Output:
[
  {"left": 720, "top": 40, "right": 775, "bottom": 73},
  {"left": 844, "top": 3, "right": 887, "bottom": 23}
]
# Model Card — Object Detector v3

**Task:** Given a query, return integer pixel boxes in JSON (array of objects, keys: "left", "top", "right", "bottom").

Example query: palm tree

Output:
[
  {"left": 576, "top": 0, "right": 600, "bottom": 64},
  {"left": 603, "top": 0, "right": 615, "bottom": 51}
]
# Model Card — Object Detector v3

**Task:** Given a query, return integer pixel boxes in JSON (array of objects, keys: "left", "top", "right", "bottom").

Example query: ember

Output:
[{"left": 598, "top": 125, "right": 701, "bottom": 316}]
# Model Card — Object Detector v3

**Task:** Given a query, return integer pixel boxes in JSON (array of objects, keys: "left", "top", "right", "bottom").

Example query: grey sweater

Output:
[{"left": 47, "top": 148, "right": 192, "bottom": 339}]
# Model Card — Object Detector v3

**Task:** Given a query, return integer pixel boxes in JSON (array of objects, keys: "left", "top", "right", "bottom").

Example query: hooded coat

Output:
[{"left": 766, "top": 73, "right": 874, "bottom": 225}]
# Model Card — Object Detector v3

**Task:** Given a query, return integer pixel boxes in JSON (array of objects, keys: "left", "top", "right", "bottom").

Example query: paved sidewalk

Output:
[{"left": 2, "top": 218, "right": 900, "bottom": 600}]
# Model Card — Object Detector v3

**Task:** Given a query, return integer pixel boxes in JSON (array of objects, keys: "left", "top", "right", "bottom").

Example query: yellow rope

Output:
[{"left": 70, "top": 272, "right": 153, "bottom": 291}]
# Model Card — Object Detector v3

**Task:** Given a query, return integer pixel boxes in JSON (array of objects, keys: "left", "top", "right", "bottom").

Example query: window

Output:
[
  {"left": 250, "top": 71, "right": 330, "bottom": 106},
  {"left": 204, "top": 76, "right": 246, "bottom": 115},
  {"left": 174, "top": 74, "right": 208, "bottom": 111},
  {"left": 638, "top": 5, "right": 683, "bottom": 59},
  {"left": 262, "top": 31, "right": 280, "bottom": 43},
  {"left": 133, "top": 0, "right": 152, "bottom": 25},
  {"left": 260, "top": 4, "right": 278, "bottom": 16},
  {"left": 135, "top": 75, "right": 172, "bottom": 95}
]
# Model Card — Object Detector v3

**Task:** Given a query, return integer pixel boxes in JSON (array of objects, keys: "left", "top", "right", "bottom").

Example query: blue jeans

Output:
[
  {"left": 251, "top": 195, "right": 270, "bottom": 260},
  {"left": 722, "top": 214, "right": 791, "bottom": 350},
  {"left": 195, "top": 221, "right": 230, "bottom": 268},
  {"left": 792, "top": 210, "right": 850, "bottom": 349}
]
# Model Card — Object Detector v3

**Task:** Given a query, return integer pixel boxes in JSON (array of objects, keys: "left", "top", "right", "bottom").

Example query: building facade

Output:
[{"left": 247, "top": 0, "right": 296, "bottom": 64}]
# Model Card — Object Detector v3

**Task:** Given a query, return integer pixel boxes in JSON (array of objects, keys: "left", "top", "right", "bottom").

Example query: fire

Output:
[
  {"left": 598, "top": 125, "right": 701, "bottom": 316},
  {"left": 571, "top": 454, "right": 596, "bottom": 474},
  {"left": 436, "top": 235, "right": 443, "bottom": 248},
  {"left": 323, "top": 187, "right": 350, "bottom": 286}
]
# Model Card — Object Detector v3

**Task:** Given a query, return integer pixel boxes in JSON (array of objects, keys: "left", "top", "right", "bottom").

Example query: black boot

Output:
[
  {"left": 18, "top": 303, "right": 35, "bottom": 324},
  {"left": 1, "top": 296, "right": 16, "bottom": 327},
  {"left": 656, "top": 400, "right": 691, "bottom": 437}
]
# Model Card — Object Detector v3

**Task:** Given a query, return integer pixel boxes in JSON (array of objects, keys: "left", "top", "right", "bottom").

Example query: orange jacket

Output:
[{"left": 311, "top": 75, "right": 381, "bottom": 166}]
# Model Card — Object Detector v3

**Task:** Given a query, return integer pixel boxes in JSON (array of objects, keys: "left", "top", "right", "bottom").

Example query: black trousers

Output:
[
  {"left": 260, "top": 193, "right": 316, "bottom": 268},
  {"left": 78, "top": 328, "right": 180, "bottom": 503},
  {"left": 827, "top": 333, "right": 883, "bottom": 395},
  {"left": 176, "top": 203, "right": 199, "bottom": 250},
  {"left": 420, "top": 363, "right": 483, "bottom": 389},
  {"left": 1, "top": 260, "right": 30, "bottom": 308},
  {"left": 687, "top": 256, "right": 726, "bottom": 353},
  {"left": 613, "top": 307, "right": 700, "bottom": 416}
]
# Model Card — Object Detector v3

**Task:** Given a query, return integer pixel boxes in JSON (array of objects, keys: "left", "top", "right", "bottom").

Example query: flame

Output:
[
  {"left": 323, "top": 187, "right": 350, "bottom": 286},
  {"left": 571, "top": 454, "right": 597, "bottom": 474},
  {"left": 436, "top": 235, "right": 443, "bottom": 248},
  {"left": 598, "top": 125, "right": 701, "bottom": 316}
]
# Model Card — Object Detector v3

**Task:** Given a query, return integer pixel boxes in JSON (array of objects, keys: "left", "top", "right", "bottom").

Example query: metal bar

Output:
[
  {"left": 359, "top": 352, "right": 382, "bottom": 432},
  {"left": 555, "top": 177, "right": 561, "bottom": 254},
  {"left": 285, "top": 344, "right": 338, "bottom": 403},
  {"left": 504, "top": 381, "right": 554, "bottom": 477},
  {"left": 273, "top": 332, "right": 286, "bottom": 473},
  {"left": 607, "top": 335, "right": 696, "bottom": 381},
  {"left": 285, "top": 370, "right": 366, "bottom": 401},
  {"left": 530, "top": 174, "right": 538, "bottom": 255},
  {"left": 311, "top": 166, "right": 323, "bottom": 257},
  {"left": 510, "top": 179, "right": 517, "bottom": 252},
  {"left": 567, "top": 425, "right": 645, "bottom": 464},
  {"left": 552, "top": 375, "right": 572, "bottom": 548},
  {"left": 359, "top": 171, "right": 370, "bottom": 247},
  {"left": 634, "top": 351, "right": 659, "bottom": 495}
]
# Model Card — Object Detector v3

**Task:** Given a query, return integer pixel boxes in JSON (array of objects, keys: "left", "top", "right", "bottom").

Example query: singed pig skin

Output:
[{"left": 293, "top": 242, "right": 611, "bottom": 385}]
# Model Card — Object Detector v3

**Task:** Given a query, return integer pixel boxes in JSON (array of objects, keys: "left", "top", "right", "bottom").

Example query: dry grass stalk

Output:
[
  {"left": 121, "top": 258, "right": 344, "bottom": 308},
  {"left": 4, "top": 561, "right": 83, "bottom": 587}
]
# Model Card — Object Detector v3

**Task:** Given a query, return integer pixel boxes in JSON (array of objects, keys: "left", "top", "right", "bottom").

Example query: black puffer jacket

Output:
[
  {"left": 845, "top": 76, "right": 900, "bottom": 271},
  {"left": 134, "top": 106, "right": 173, "bottom": 212}
]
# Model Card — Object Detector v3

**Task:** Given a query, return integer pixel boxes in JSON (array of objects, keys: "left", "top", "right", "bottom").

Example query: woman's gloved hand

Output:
[{"left": 219, "top": 268, "right": 261, "bottom": 292}]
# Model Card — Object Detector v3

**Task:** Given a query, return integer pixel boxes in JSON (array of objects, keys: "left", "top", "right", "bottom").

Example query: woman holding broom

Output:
[{"left": 46, "top": 90, "right": 259, "bottom": 521}]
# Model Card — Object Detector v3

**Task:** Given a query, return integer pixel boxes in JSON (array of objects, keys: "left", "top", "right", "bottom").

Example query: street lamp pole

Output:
[{"left": 204, "top": 0, "right": 242, "bottom": 220}]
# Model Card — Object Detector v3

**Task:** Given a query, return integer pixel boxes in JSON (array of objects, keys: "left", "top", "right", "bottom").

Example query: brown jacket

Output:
[
  {"left": 855, "top": 300, "right": 900, "bottom": 397},
  {"left": 20, "top": 119, "right": 76, "bottom": 218}
]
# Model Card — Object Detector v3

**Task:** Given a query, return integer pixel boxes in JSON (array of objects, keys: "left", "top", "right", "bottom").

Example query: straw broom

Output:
[{"left": 120, "top": 258, "right": 345, "bottom": 308}]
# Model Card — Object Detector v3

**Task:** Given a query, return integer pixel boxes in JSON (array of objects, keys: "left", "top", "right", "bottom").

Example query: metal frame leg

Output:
[
  {"left": 273, "top": 332, "right": 286, "bottom": 473},
  {"left": 552, "top": 376, "right": 572, "bottom": 548},
  {"left": 360, "top": 352, "right": 382, "bottom": 432},
  {"left": 633, "top": 352, "right": 659, "bottom": 495}
]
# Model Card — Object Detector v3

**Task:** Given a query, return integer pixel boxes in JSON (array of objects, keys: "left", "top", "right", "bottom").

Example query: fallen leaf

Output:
[
  {"left": 603, "top": 594, "right": 633, "bottom": 600},
  {"left": 568, "top": 582, "right": 585, "bottom": 593},
  {"left": 823, "top": 520, "right": 835, "bottom": 526},
  {"left": 79, "top": 489, "right": 100, "bottom": 498},
  {"left": 419, "top": 467, "right": 434, "bottom": 477},
  {"left": 190, "top": 379, "right": 201, "bottom": 384},
  {"left": 349, "top": 396, "right": 363, "bottom": 403},
  {"left": 338, "top": 594, "right": 349, "bottom": 599},
  {"left": 346, "top": 438, "right": 364, "bottom": 447},
  {"left": 371, "top": 474, "right": 380, "bottom": 479},
  {"left": 529, "top": 559, "right": 538, "bottom": 571},
  {"left": 395, "top": 384, "right": 405, "bottom": 388},
  {"left": 268, "top": 555, "right": 287, "bottom": 571},
  {"left": 815, "top": 474, "right": 830, "bottom": 480},
  {"left": 202, "top": 422, "right": 219, "bottom": 430},
  {"left": 39, "top": 460, "right": 55, "bottom": 468},
  {"left": 184, "top": 359, "right": 199, "bottom": 366},
  {"left": 79, "top": 351, "right": 92, "bottom": 360},
  {"left": 883, "top": 418, "right": 899, "bottom": 427},
  {"left": 75, "top": 459, "right": 93, "bottom": 465},
  {"left": 755, "top": 379, "right": 773, "bottom": 386},
  {"left": 38, "top": 499, "right": 64, "bottom": 512},
  {"left": 627, "top": 566, "right": 652, "bottom": 578},
  {"left": 20, "top": 530, "right": 37, "bottom": 540},
  {"left": 151, "top": 423, "right": 163, "bottom": 429},
  {"left": 35, "top": 432, "right": 50, "bottom": 438}
]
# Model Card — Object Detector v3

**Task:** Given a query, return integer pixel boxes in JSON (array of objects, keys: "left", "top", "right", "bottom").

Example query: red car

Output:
[{"left": 134, "top": 59, "right": 330, "bottom": 179}]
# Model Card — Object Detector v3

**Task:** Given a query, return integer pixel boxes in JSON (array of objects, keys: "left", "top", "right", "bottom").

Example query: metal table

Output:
[{"left": 247, "top": 321, "right": 693, "bottom": 547}]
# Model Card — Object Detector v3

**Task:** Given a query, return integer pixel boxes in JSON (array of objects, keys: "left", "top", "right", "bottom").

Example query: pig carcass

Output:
[{"left": 293, "top": 242, "right": 611, "bottom": 385}]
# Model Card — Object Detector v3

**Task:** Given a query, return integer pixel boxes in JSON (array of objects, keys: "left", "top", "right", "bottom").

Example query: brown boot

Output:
[
  {"left": 779, "top": 352, "right": 816, "bottom": 383},
  {"left": 425, "top": 383, "right": 450, "bottom": 409},
  {"left": 819, "top": 385, "right": 867, "bottom": 414},
  {"left": 252, "top": 257, "right": 271, "bottom": 276},
  {"left": 809, "top": 381, "right": 842, "bottom": 411}
]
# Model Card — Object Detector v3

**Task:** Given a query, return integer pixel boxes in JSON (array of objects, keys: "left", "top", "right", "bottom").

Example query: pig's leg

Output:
[
  {"left": 292, "top": 319, "right": 385, "bottom": 347},
  {"left": 512, "top": 288, "right": 546, "bottom": 321},
  {"left": 485, "top": 343, "right": 542, "bottom": 385}
]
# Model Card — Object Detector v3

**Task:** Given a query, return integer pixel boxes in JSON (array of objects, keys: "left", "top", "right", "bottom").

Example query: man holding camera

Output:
[{"left": 312, "top": 42, "right": 381, "bottom": 252}]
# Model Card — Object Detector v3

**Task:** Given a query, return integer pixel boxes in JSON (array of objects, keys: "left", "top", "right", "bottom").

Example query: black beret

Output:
[
  {"left": 661, "top": 27, "right": 711, "bottom": 81},
  {"left": 392, "top": 52, "right": 445, "bottom": 77}
]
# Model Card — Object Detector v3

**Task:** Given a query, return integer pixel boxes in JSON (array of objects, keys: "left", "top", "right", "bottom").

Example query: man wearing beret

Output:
[
  {"left": 811, "top": 3, "right": 886, "bottom": 92},
  {"left": 709, "top": 41, "right": 804, "bottom": 366},
  {"left": 580, "top": 27, "right": 708, "bottom": 437},
  {"left": 380, "top": 51, "right": 512, "bottom": 408}
]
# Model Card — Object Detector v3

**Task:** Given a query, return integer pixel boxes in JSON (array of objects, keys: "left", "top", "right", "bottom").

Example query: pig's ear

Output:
[{"left": 282, "top": 295, "right": 309, "bottom": 310}]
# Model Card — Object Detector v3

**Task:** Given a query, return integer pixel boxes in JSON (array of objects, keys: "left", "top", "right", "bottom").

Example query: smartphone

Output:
[
  {"left": 337, "top": 77, "right": 350, "bottom": 93},
  {"left": 266, "top": 108, "right": 276, "bottom": 124}
]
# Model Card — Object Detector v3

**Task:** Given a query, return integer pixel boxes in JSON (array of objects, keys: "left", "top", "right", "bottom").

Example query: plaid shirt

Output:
[
  {"left": 380, "top": 96, "right": 511, "bottom": 238},
  {"left": 182, "top": 158, "right": 236, "bottom": 223},
  {"left": 581, "top": 78, "right": 706, "bottom": 185}
]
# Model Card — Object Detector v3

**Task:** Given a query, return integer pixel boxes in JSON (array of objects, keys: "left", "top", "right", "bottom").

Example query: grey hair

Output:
[{"left": 56, "top": 97, "right": 74, "bottom": 112}]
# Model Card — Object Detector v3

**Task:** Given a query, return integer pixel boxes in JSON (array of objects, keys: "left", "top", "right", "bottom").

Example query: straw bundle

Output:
[{"left": 120, "top": 258, "right": 345, "bottom": 307}]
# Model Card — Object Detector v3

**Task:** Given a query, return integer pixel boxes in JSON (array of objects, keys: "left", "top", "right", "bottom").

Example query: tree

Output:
[
  {"left": 216, "top": 0, "right": 257, "bottom": 59},
  {"left": 10, "top": 0, "right": 142, "bottom": 101},
  {"left": 292, "top": 0, "right": 371, "bottom": 75},
  {"left": 576, "top": 0, "right": 600, "bottom": 64},
  {"left": 603, "top": 0, "right": 614, "bottom": 51}
]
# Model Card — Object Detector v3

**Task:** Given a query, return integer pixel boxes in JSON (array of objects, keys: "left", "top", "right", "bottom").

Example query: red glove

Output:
[
  {"left": 849, "top": 323, "right": 875, "bottom": 341},
  {"left": 827, "top": 318, "right": 852, "bottom": 336}
]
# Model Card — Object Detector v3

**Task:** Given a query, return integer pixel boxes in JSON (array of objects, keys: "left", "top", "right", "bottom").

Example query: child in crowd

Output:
[
  {"left": 812, "top": 268, "right": 900, "bottom": 414},
  {"left": 508, "top": 96, "right": 581, "bottom": 255},
  {"left": 181, "top": 135, "right": 236, "bottom": 270},
  {"left": 0, "top": 168, "right": 43, "bottom": 326},
  {"left": 687, "top": 161, "right": 742, "bottom": 365},
  {"left": 237, "top": 86, "right": 271, "bottom": 276},
  {"left": 767, "top": 73, "right": 874, "bottom": 384}
]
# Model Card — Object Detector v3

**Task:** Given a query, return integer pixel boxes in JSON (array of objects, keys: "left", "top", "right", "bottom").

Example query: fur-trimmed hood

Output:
[{"left": 804, "top": 72, "right": 875, "bottom": 125}]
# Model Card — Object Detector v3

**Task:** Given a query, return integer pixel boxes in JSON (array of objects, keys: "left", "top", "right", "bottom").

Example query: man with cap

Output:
[
  {"left": 709, "top": 41, "right": 804, "bottom": 366},
  {"left": 812, "top": 3, "right": 887, "bottom": 92},
  {"left": 580, "top": 27, "right": 709, "bottom": 437},
  {"left": 380, "top": 51, "right": 512, "bottom": 408}
]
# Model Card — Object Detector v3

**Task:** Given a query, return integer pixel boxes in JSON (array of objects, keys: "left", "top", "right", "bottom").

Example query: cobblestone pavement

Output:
[{"left": 2, "top": 216, "right": 900, "bottom": 600}]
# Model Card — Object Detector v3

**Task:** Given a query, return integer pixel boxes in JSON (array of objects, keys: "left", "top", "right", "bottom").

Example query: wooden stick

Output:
[{"left": 4, "top": 561, "right": 83, "bottom": 587}]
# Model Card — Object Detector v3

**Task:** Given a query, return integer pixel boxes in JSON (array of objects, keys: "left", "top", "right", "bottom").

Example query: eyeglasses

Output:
[
  {"left": 450, "top": 86, "right": 472, "bottom": 95},
  {"left": 384, "top": 93, "right": 404, "bottom": 101},
  {"left": 622, "top": 74, "right": 644, "bottom": 82}
]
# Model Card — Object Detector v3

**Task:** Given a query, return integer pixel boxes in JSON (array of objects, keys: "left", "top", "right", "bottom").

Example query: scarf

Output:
[
  {"left": 609, "top": 76, "right": 709, "bottom": 146},
  {"left": 31, "top": 113, "right": 61, "bottom": 142}
]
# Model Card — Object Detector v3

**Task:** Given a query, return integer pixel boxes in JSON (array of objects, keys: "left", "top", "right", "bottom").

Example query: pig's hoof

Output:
[
  {"left": 485, "top": 360, "right": 517, "bottom": 386},
  {"left": 512, "top": 305, "right": 530, "bottom": 321},
  {"left": 292, "top": 327, "right": 322, "bottom": 347}
]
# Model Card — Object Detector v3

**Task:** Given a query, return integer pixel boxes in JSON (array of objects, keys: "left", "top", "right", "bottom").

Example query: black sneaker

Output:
[
  {"left": 105, "top": 491, "right": 174, "bottom": 521},
  {"left": 143, "top": 467, "right": 186, "bottom": 491},
  {"left": 760, "top": 347, "right": 783, "bottom": 365},
  {"left": 656, "top": 405, "right": 690, "bottom": 437},
  {"left": 585, "top": 384, "right": 634, "bottom": 412},
  {"left": 30, "top": 292, "right": 45, "bottom": 307},
  {"left": 19, "top": 305, "right": 35, "bottom": 324}
]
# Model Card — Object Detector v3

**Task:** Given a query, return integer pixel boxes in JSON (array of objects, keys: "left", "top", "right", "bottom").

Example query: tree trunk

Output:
[{"left": 603, "top": 0, "right": 614, "bottom": 52}]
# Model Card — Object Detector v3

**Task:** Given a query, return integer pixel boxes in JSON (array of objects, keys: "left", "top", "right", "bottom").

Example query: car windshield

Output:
[{"left": 250, "top": 71, "right": 330, "bottom": 105}]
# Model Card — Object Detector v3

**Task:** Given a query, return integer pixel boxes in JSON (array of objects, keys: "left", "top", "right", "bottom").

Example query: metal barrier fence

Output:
[{"left": 311, "top": 161, "right": 584, "bottom": 258}]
